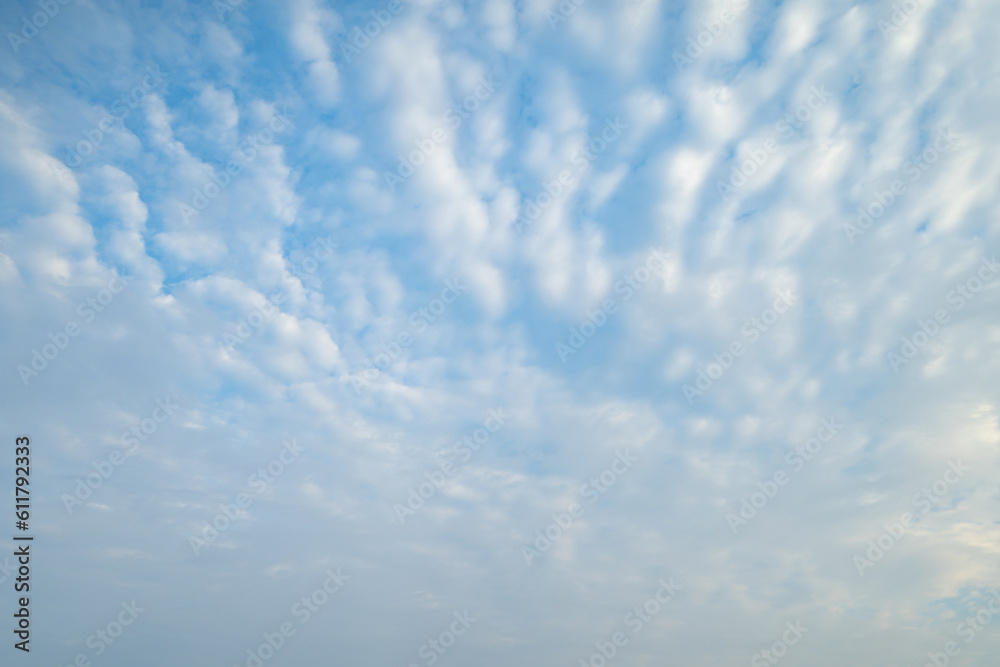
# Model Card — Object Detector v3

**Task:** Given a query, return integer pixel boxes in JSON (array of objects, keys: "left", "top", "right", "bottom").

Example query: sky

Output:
[{"left": 1, "top": 0, "right": 999, "bottom": 665}]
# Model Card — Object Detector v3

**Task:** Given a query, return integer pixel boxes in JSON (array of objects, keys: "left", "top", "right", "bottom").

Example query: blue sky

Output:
[{"left": 1, "top": 0, "right": 1000, "bottom": 665}]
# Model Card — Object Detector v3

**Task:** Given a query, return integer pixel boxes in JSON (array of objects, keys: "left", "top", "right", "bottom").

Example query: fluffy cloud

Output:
[{"left": 1, "top": 0, "right": 999, "bottom": 665}]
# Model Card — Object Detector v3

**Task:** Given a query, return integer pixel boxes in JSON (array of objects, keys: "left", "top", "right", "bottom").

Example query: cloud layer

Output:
[{"left": 1, "top": 0, "right": 999, "bottom": 665}]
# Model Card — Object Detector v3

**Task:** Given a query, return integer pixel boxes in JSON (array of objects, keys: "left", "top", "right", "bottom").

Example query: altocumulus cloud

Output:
[{"left": 0, "top": 0, "right": 999, "bottom": 665}]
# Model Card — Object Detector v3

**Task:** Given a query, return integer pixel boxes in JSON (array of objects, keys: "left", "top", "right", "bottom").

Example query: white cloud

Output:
[{"left": 2, "top": 1, "right": 1000, "bottom": 665}]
